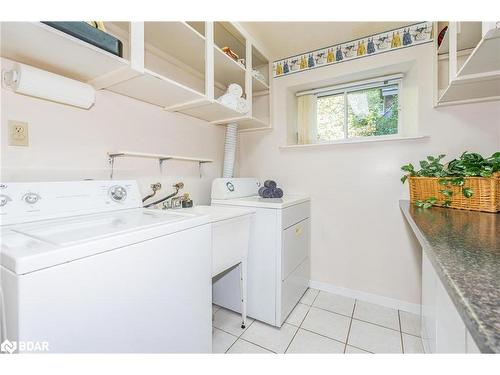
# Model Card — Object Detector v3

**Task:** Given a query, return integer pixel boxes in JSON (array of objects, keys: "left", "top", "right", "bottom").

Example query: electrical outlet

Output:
[{"left": 9, "top": 120, "right": 29, "bottom": 146}]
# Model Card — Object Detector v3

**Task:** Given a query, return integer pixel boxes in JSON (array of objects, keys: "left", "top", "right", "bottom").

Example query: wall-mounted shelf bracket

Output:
[{"left": 107, "top": 151, "right": 213, "bottom": 179}]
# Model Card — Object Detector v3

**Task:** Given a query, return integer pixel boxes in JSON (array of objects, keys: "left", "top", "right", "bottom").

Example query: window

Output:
[{"left": 297, "top": 75, "right": 402, "bottom": 144}]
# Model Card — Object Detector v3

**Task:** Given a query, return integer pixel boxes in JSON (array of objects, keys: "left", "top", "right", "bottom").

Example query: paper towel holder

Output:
[
  {"left": 1, "top": 69, "right": 19, "bottom": 88},
  {"left": 2, "top": 63, "right": 95, "bottom": 109}
]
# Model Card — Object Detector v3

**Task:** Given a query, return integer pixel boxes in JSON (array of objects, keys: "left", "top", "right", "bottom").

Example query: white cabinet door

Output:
[
  {"left": 435, "top": 278, "right": 467, "bottom": 353},
  {"left": 213, "top": 208, "right": 278, "bottom": 326},
  {"left": 282, "top": 218, "right": 309, "bottom": 280},
  {"left": 421, "top": 251, "right": 482, "bottom": 354},
  {"left": 421, "top": 251, "right": 437, "bottom": 353},
  {"left": 211, "top": 214, "right": 251, "bottom": 276},
  {"left": 281, "top": 201, "right": 310, "bottom": 230}
]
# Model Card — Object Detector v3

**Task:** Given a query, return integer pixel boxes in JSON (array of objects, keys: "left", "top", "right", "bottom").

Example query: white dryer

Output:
[
  {"left": 211, "top": 178, "right": 310, "bottom": 327},
  {"left": 0, "top": 180, "right": 212, "bottom": 353}
]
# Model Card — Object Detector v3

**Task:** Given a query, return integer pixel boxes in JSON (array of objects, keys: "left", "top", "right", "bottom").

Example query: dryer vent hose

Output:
[{"left": 222, "top": 123, "right": 238, "bottom": 178}]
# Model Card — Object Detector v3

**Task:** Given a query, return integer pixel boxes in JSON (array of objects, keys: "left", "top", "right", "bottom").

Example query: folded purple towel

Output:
[
  {"left": 259, "top": 180, "right": 284, "bottom": 199},
  {"left": 261, "top": 188, "right": 274, "bottom": 198},
  {"left": 264, "top": 180, "right": 277, "bottom": 189},
  {"left": 273, "top": 188, "right": 283, "bottom": 198}
]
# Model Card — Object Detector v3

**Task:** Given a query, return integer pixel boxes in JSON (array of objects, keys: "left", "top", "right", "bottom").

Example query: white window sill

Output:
[{"left": 279, "top": 135, "right": 429, "bottom": 149}]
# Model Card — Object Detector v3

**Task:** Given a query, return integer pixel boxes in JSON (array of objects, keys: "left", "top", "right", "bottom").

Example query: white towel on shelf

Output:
[
  {"left": 218, "top": 94, "right": 239, "bottom": 110},
  {"left": 227, "top": 83, "right": 243, "bottom": 97},
  {"left": 217, "top": 83, "right": 248, "bottom": 114}
]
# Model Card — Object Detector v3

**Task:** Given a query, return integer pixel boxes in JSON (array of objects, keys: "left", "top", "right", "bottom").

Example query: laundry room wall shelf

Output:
[
  {"left": 209, "top": 115, "right": 270, "bottom": 131},
  {"left": 0, "top": 22, "right": 131, "bottom": 83},
  {"left": 1, "top": 21, "right": 272, "bottom": 131},
  {"left": 107, "top": 151, "right": 213, "bottom": 178}
]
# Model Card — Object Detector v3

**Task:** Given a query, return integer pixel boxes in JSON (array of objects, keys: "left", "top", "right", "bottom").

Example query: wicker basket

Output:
[{"left": 408, "top": 174, "right": 500, "bottom": 213}]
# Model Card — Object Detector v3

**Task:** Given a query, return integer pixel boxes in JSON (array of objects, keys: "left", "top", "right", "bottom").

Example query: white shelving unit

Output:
[
  {"left": 458, "top": 28, "right": 500, "bottom": 76},
  {"left": 253, "top": 76, "right": 269, "bottom": 91},
  {"left": 209, "top": 115, "right": 269, "bottom": 130},
  {"left": 166, "top": 99, "right": 246, "bottom": 122},
  {"left": 437, "top": 22, "right": 482, "bottom": 55},
  {"left": 0, "top": 21, "right": 273, "bottom": 131},
  {"left": 435, "top": 22, "right": 500, "bottom": 106},
  {"left": 144, "top": 22, "right": 206, "bottom": 74},
  {"left": 248, "top": 43, "right": 271, "bottom": 131},
  {"left": 0, "top": 22, "right": 132, "bottom": 83},
  {"left": 214, "top": 45, "right": 246, "bottom": 88},
  {"left": 166, "top": 22, "right": 272, "bottom": 131},
  {"left": 107, "top": 68, "right": 206, "bottom": 107},
  {"left": 104, "top": 22, "right": 208, "bottom": 107},
  {"left": 107, "top": 151, "right": 213, "bottom": 178}
]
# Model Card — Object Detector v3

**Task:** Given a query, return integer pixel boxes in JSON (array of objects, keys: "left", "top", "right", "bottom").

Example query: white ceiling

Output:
[{"left": 240, "top": 22, "right": 416, "bottom": 59}]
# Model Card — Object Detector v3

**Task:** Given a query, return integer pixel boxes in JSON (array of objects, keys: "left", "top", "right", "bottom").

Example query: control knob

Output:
[
  {"left": 22, "top": 192, "right": 41, "bottom": 205},
  {"left": 0, "top": 194, "right": 12, "bottom": 207},
  {"left": 109, "top": 185, "right": 127, "bottom": 202}
]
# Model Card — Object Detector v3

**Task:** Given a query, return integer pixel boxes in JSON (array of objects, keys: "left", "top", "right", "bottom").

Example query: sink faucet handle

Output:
[
  {"left": 151, "top": 182, "right": 162, "bottom": 191},
  {"left": 173, "top": 182, "right": 184, "bottom": 190}
]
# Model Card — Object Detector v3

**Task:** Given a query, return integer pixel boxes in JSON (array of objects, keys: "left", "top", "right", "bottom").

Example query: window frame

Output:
[{"left": 298, "top": 74, "right": 404, "bottom": 143}]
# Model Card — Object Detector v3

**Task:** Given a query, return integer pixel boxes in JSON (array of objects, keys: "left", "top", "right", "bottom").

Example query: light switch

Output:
[{"left": 9, "top": 120, "right": 29, "bottom": 146}]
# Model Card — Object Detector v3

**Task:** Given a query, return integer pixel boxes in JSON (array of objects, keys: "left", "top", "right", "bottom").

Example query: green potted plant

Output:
[{"left": 400, "top": 152, "right": 500, "bottom": 212}]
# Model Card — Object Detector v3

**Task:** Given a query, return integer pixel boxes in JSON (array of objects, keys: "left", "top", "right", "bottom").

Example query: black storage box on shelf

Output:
[{"left": 42, "top": 22, "right": 123, "bottom": 57}]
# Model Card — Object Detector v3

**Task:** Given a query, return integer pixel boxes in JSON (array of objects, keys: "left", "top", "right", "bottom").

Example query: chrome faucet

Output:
[
  {"left": 142, "top": 182, "right": 162, "bottom": 203},
  {"left": 169, "top": 196, "right": 184, "bottom": 209}
]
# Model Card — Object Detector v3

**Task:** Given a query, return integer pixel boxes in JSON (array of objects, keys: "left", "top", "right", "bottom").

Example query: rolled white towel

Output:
[
  {"left": 218, "top": 95, "right": 238, "bottom": 110},
  {"left": 217, "top": 83, "right": 246, "bottom": 111},
  {"left": 227, "top": 83, "right": 243, "bottom": 97},
  {"left": 218, "top": 94, "right": 238, "bottom": 110}
]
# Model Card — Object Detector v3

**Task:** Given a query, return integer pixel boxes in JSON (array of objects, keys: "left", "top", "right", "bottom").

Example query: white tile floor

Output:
[{"left": 212, "top": 288, "right": 425, "bottom": 354}]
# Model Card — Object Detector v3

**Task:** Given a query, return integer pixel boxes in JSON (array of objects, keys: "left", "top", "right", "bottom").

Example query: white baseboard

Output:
[{"left": 309, "top": 280, "right": 421, "bottom": 315}]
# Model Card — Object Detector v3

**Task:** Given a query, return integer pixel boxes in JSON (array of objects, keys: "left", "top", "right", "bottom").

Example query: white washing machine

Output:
[
  {"left": 0, "top": 180, "right": 212, "bottom": 353},
  {"left": 211, "top": 178, "right": 310, "bottom": 327}
]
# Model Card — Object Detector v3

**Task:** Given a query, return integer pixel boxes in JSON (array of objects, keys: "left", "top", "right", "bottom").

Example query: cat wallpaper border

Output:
[{"left": 273, "top": 21, "right": 433, "bottom": 78}]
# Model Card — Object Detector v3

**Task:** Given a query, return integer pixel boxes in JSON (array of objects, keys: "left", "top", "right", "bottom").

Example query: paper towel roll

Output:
[{"left": 5, "top": 63, "right": 95, "bottom": 109}]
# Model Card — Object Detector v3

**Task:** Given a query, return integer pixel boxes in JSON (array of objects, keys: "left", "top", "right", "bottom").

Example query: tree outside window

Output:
[{"left": 316, "top": 83, "right": 400, "bottom": 141}]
